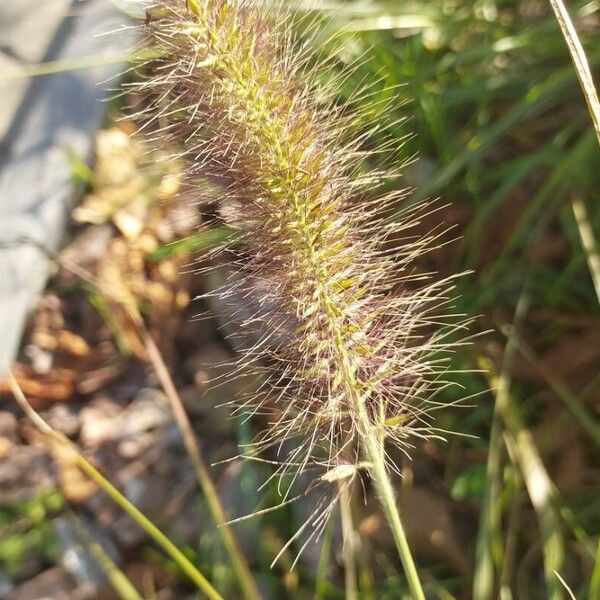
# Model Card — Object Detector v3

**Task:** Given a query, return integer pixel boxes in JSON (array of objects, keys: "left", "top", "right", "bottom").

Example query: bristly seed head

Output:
[{"left": 131, "top": 0, "right": 466, "bottom": 549}]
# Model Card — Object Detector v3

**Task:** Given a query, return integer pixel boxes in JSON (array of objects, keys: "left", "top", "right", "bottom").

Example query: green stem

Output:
[
  {"left": 339, "top": 484, "right": 358, "bottom": 600},
  {"left": 314, "top": 517, "right": 333, "bottom": 600},
  {"left": 143, "top": 332, "right": 261, "bottom": 600},
  {"left": 358, "top": 405, "right": 425, "bottom": 600},
  {"left": 68, "top": 510, "right": 144, "bottom": 600},
  {"left": 9, "top": 374, "right": 224, "bottom": 600},
  {"left": 571, "top": 197, "right": 600, "bottom": 307},
  {"left": 591, "top": 539, "right": 600, "bottom": 599},
  {"left": 476, "top": 292, "right": 564, "bottom": 600},
  {"left": 53, "top": 249, "right": 258, "bottom": 599},
  {"left": 74, "top": 454, "right": 224, "bottom": 600}
]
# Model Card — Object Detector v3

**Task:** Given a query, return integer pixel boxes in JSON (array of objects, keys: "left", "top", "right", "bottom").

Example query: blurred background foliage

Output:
[{"left": 1, "top": 0, "right": 599, "bottom": 598}]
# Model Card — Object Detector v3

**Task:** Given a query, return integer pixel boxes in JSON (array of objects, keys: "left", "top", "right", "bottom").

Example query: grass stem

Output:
[
  {"left": 571, "top": 197, "right": 600, "bottom": 306},
  {"left": 479, "top": 293, "right": 565, "bottom": 599},
  {"left": 547, "top": 0, "right": 600, "bottom": 308},
  {"left": 67, "top": 510, "right": 144, "bottom": 600},
  {"left": 314, "top": 517, "right": 334, "bottom": 600},
  {"left": 339, "top": 484, "right": 358, "bottom": 600},
  {"left": 591, "top": 539, "right": 600, "bottom": 599},
  {"left": 46, "top": 249, "right": 259, "bottom": 600},
  {"left": 357, "top": 401, "right": 425, "bottom": 600},
  {"left": 476, "top": 289, "right": 566, "bottom": 599},
  {"left": 546, "top": 0, "right": 600, "bottom": 141},
  {"left": 143, "top": 332, "right": 261, "bottom": 600},
  {"left": 8, "top": 373, "right": 224, "bottom": 600}
]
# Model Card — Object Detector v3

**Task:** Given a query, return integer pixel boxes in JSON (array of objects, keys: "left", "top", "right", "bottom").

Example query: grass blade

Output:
[
  {"left": 476, "top": 289, "right": 566, "bottom": 599},
  {"left": 49, "top": 245, "right": 259, "bottom": 600},
  {"left": 591, "top": 539, "right": 600, "bottom": 599},
  {"left": 473, "top": 292, "right": 530, "bottom": 600},
  {"left": 142, "top": 332, "right": 261, "bottom": 600},
  {"left": 547, "top": 0, "right": 600, "bottom": 140},
  {"left": 339, "top": 485, "right": 358, "bottom": 600},
  {"left": 8, "top": 374, "right": 225, "bottom": 600},
  {"left": 571, "top": 196, "right": 600, "bottom": 305},
  {"left": 67, "top": 510, "right": 144, "bottom": 600}
]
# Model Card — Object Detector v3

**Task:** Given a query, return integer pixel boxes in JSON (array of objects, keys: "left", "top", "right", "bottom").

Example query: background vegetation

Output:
[{"left": 0, "top": 0, "right": 599, "bottom": 598}]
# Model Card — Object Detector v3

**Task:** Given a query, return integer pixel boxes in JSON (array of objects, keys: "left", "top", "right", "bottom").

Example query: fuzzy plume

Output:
[{"left": 132, "top": 0, "right": 462, "bottom": 553}]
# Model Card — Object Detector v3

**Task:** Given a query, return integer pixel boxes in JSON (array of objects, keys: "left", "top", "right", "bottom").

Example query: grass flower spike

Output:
[{"left": 134, "top": 1, "right": 463, "bottom": 596}]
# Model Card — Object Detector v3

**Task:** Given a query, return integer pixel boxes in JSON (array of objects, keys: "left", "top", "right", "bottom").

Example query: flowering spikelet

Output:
[{"left": 133, "top": 0, "right": 463, "bottom": 561}]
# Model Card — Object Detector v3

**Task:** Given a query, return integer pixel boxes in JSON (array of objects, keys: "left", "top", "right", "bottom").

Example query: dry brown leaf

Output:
[
  {"left": 73, "top": 127, "right": 181, "bottom": 241},
  {"left": 22, "top": 428, "right": 98, "bottom": 504},
  {"left": 0, "top": 364, "right": 76, "bottom": 408},
  {"left": 50, "top": 440, "right": 98, "bottom": 503},
  {"left": 0, "top": 436, "right": 13, "bottom": 460},
  {"left": 93, "top": 234, "right": 191, "bottom": 360},
  {"left": 55, "top": 330, "right": 91, "bottom": 357}
]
